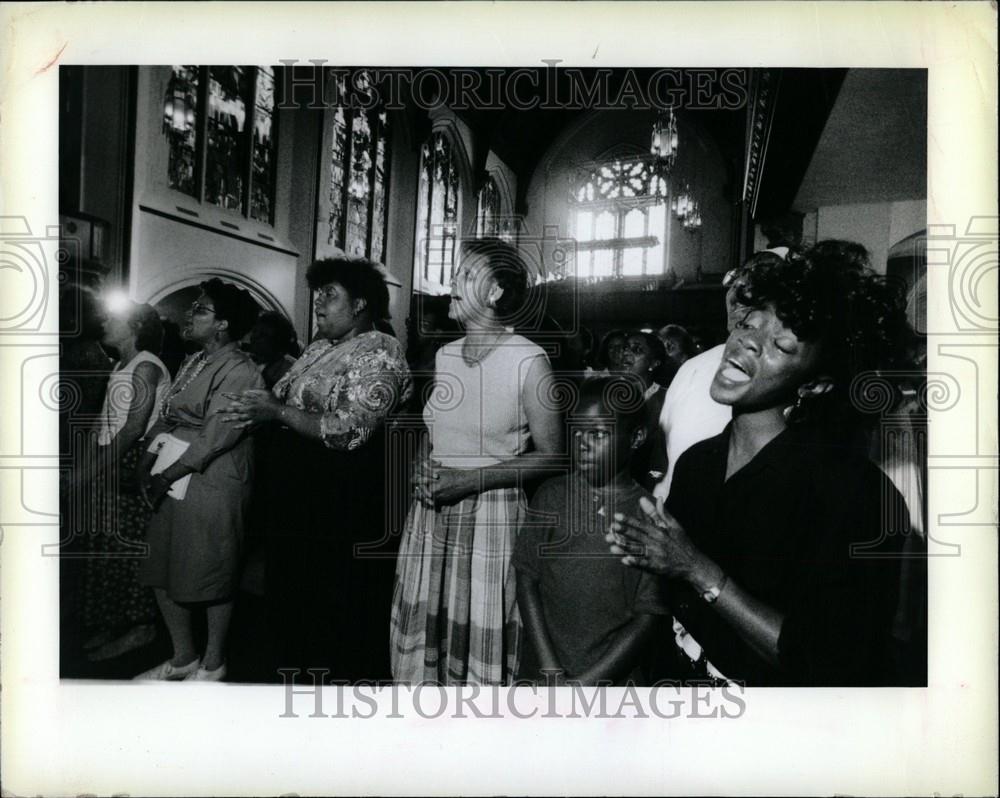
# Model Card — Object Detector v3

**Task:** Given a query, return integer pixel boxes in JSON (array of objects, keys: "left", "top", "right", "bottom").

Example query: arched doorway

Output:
[{"left": 150, "top": 275, "right": 286, "bottom": 377}]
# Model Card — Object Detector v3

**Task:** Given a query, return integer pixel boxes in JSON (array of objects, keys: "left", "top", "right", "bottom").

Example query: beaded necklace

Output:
[
  {"left": 159, "top": 351, "right": 208, "bottom": 419},
  {"left": 460, "top": 329, "right": 509, "bottom": 367}
]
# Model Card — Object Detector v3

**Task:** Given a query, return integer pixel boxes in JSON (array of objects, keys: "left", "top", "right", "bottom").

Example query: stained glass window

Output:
[
  {"left": 250, "top": 67, "right": 277, "bottom": 223},
  {"left": 476, "top": 176, "right": 500, "bottom": 238},
  {"left": 163, "top": 65, "right": 200, "bottom": 197},
  {"left": 205, "top": 66, "right": 250, "bottom": 212},
  {"left": 161, "top": 65, "right": 278, "bottom": 225},
  {"left": 370, "top": 111, "right": 389, "bottom": 265},
  {"left": 475, "top": 173, "right": 518, "bottom": 242},
  {"left": 569, "top": 156, "right": 668, "bottom": 279},
  {"left": 414, "top": 131, "right": 461, "bottom": 293},
  {"left": 324, "top": 70, "right": 391, "bottom": 263},
  {"left": 326, "top": 78, "right": 348, "bottom": 248}
]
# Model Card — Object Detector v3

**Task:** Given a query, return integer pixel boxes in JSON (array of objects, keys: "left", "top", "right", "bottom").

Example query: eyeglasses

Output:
[
  {"left": 314, "top": 285, "right": 340, "bottom": 302},
  {"left": 190, "top": 302, "right": 216, "bottom": 316}
]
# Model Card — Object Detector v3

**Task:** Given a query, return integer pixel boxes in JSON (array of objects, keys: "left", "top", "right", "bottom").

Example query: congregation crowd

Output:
[{"left": 60, "top": 237, "right": 926, "bottom": 687}]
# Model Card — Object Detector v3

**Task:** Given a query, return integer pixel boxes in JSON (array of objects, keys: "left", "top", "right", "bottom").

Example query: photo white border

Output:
[{"left": 1, "top": 2, "right": 997, "bottom": 795}]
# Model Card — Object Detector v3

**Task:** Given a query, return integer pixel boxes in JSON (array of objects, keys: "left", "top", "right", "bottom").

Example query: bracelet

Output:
[{"left": 701, "top": 572, "right": 729, "bottom": 604}]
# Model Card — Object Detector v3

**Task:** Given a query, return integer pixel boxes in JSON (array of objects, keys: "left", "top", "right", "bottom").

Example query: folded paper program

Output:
[{"left": 147, "top": 432, "right": 192, "bottom": 500}]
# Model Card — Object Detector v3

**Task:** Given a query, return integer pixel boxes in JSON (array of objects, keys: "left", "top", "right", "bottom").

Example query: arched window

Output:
[
  {"left": 323, "top": 71, "right": 392, "bottom": 263},
  {"left": 569, "top": 156, "right": 668, "bottom": 279},
  {"left": 476, "top": 175, "right": 501, "bottom": 237},
  {"left": 163, "top": 65, "right": 278, "bottom": 224},
  {"left": 414, "top": 131, "right": 461, "bottom": 294}
]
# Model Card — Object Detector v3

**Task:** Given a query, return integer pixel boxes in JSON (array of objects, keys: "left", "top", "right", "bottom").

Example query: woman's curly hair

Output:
[
  {"left": 306, "top": 256, "right": 391, "bottom": 322},
  {"left": 735, "top": 241, "right": 911, "bottom": 425}
]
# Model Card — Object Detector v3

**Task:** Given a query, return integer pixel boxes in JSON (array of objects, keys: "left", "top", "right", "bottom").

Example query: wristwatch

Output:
[{"left": 700, "top": 573, "right": 729, "bottom": 604}]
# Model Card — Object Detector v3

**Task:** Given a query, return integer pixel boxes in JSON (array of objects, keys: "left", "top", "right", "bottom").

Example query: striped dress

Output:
[{"left": 390, "top": 334, "right": 547, "bottom": 685}]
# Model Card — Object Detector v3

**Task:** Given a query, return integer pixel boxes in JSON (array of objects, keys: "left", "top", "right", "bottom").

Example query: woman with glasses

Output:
[
  {"left": 133, "top": 278, "right": 263, "bottom": 682},
  {"left": 222, "top": 257, "right": 411, "bottom": 682}
]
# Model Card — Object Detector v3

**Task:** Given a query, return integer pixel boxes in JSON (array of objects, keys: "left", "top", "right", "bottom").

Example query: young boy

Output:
[{"left": 514, "top": 377, "right": 669, "bottom": 685}]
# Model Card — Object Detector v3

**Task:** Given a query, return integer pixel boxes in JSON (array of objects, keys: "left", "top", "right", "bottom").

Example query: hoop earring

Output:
[{"left": 783, "top": 395, "right": 804, "bottom": 422}]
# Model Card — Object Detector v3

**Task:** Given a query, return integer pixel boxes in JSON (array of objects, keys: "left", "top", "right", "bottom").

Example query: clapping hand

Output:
[
  {"left": 605, "top": 496, "right": 702, "bottom": 578},
  {"left": 220, "top": 389, "right": 282, "bottom": 429}
]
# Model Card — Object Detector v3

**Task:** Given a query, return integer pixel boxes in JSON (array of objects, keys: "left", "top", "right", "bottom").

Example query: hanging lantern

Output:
[
  {"left": 650, "top": 107, "right": 679, "bottom": 167},
  {"left": 673, "top": 186, "right": 691, "bottom": 219},
  {"left": 682, "top": 201, "right": 702, "bottom": 232}
]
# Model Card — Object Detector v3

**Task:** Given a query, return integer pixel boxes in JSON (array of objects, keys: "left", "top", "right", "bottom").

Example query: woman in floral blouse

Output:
[{"left": 224, "top": 257, "right": 411, "bottom": 681}]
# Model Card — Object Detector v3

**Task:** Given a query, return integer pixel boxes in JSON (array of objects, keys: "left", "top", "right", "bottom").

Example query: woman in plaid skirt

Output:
[{"left": 391, "top": 239, "right": 565, "bottom": 685}]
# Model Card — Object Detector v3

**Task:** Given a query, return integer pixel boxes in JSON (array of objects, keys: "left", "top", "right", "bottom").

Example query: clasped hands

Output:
[
  {"left": 220, "top": 389, "right": 283, "bottom": 429},
  {"left": 604, "top": 496, "right": 705, "bottom": 580},
  {"left": 411, "top": 457, "right": 481, "bottom": 508}
]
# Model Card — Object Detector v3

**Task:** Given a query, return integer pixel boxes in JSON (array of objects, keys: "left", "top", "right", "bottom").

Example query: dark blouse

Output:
[{"left": 665, "top": 423, "right": 907, "bottom": 686}]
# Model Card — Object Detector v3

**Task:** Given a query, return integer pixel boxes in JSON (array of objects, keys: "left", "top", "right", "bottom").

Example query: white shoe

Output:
[
  {"left": 186, "top": 661, "right": 227, "bottom": 682},
  {"left": 133, "top": 657, "right": 201, "bottom": 681}
]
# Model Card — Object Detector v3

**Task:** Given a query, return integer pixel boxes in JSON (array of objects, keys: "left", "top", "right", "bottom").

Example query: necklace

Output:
[
  {"left": 461, "top": 330, "right": 507, "bottom": 366},
  {"left": 159, "top": 351, "right": 208, "bottom": 419}
]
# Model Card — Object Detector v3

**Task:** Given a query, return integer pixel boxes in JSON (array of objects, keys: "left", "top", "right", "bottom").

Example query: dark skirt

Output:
[
  {"left": 81, "top": 442, "right": 158, "bottom": 634},
  {"left": 264, "top": 425, "right": 398, "bottom": 683}
]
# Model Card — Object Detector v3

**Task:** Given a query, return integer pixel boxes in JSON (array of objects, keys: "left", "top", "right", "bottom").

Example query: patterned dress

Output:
[
  {"left": 266, "top": 331, "right": 411, "bottom": 681},
  {"left": 81, "top": 352, "right": 171, "bottom": 641},
  {"left": 391, "top": 334, "right": 549, "bottom": 685}
]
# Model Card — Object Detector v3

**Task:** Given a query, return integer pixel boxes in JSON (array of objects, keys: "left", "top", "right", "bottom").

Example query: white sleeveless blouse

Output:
[
  {"left": 423, "top": 334, "right": 548, "bottom": 469},
  {"left": 97, "top": 350, "right": 171, "bottom": 446}
]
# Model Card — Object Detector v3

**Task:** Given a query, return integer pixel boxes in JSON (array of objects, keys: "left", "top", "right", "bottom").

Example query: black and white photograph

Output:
[
  {"left": 54, "top": 62, "right": 929, "bottom": 688},
  {"left": 1, "top": 3, "right": 996, "bottom": 796}
]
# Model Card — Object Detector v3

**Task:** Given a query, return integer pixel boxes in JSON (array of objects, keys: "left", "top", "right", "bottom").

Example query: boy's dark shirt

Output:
[
  {"left": 665, "top": 423, "right": 907, "bottom": 686},
  {"left": 514, "top": 474, "right": 670, "bottom": 683}
]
